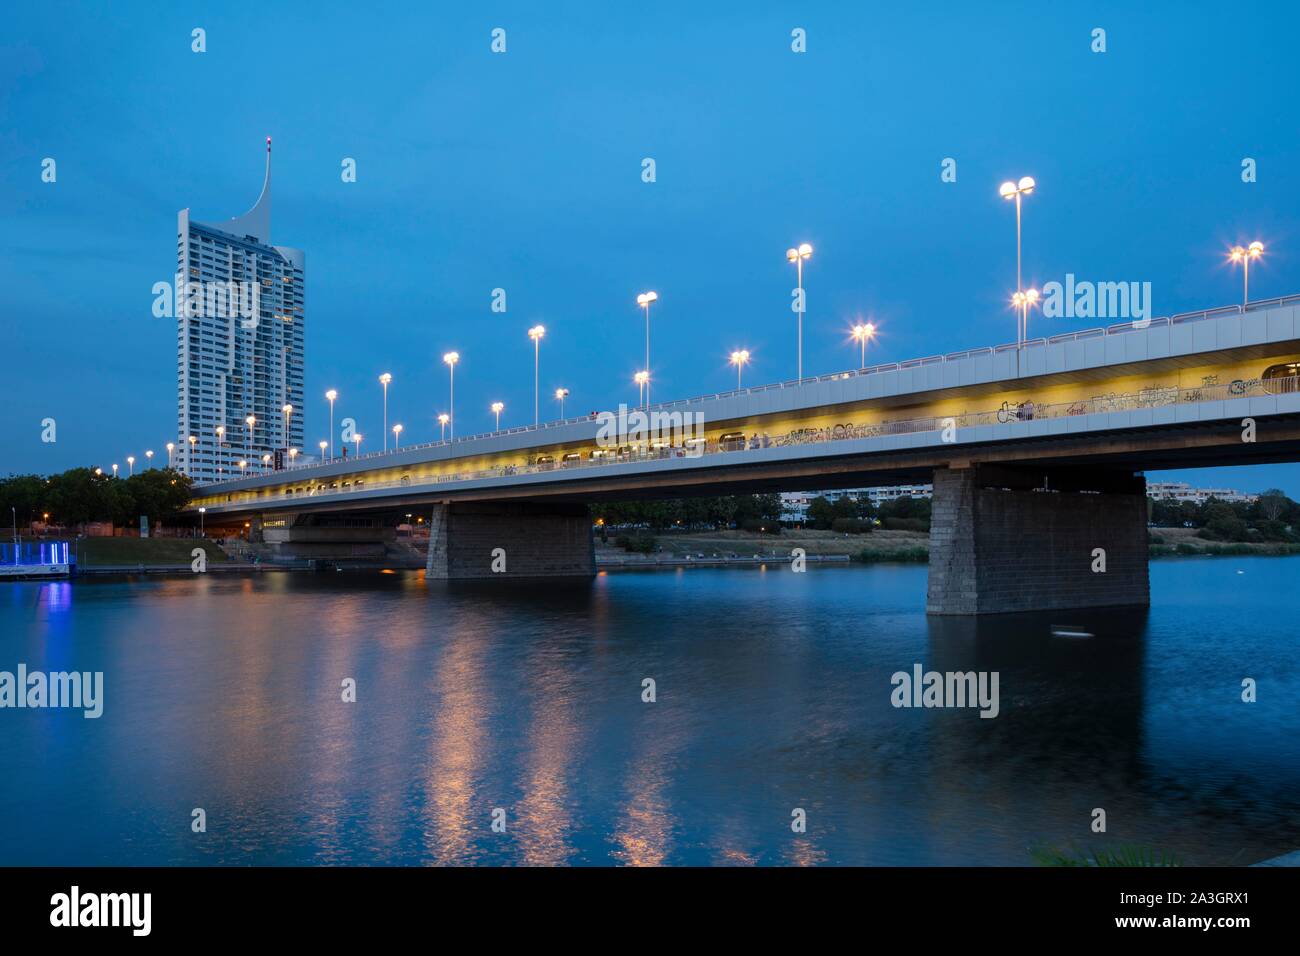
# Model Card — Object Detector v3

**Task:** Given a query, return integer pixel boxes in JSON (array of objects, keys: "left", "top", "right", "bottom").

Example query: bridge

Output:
[{"left": 186, "top": 296, "right": 1300, "bottom": 614}]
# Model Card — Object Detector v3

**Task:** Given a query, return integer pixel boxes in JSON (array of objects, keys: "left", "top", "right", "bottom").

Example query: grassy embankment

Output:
[
  {"left": 1146, "top": 526, "right": 1300, "bottom": 557},
  {"left": 75, "top": 537, "right": 232, "bottom": 567},
  {"left": 597, "top": 528, "right": 930, "bottom": 563},
  {"left": 601, "top": 526, "right": 1300, "bottom": 564}
]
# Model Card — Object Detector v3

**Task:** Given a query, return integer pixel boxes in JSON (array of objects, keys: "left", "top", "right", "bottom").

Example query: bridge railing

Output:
[
  {"left": 219, "top": 373, "right": 1299, "bottom": 507},
  {"left": 217, "top": 293, "right": 1300, "bottom": 486}
]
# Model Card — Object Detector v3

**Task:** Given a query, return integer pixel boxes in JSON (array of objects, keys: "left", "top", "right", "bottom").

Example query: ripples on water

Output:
[{"left": 2, "top": 557, "right": 1298, "bottom": 865}]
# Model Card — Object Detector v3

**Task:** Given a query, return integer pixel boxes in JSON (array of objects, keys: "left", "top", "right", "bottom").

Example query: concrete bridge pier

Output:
[
  {"left": 926, "top": 464, "right": 1150, "bottom": 615},
  {"left": 425, "top": 501, "right": 595, "bottom": 580}
]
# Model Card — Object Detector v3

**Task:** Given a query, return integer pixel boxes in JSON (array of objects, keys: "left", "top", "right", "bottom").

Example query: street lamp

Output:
[
  {"left": 528, "top": 325, "right": 545, "bottom": 425},
  {"left": 282, "top": 403, "right": 293, "bottom": 452},
  {"left": 438, "top": 413, "right": 450, "bottom": 441},
  {"left": 786, "top": 243, "right": 813, "bottom": 379},
  {"left": 261, "top": 453, "right": 271, "bottom": 474},
  {"left": 634, "top": 370, "right": 649, "bottom": 408},
  {"left": 111, "top": 463, "right": 118, "bottom": 478},
  {"left": 289, "top": 447, "right": 298, "bottom": 466},
  {"left": 325, "top": 389, "right": 338, "bottom": 460},
  {"left": 636, "top": 292, "right": 657, "bottom": 404},
  {"left": 237, "top": 459, "right": 247, "bottom": 476},
  {"left": 491, "top": 401, "right": 505, "bottom": 431},
  {"left": 851, "top": 322, "right": 876, "bottom": 367},
  {"left": 215, "top": 425, "right": 225, "bottom": 476},
  {"left": 319, "top": 440, "right": 328, "bottom": 463},
  {"left": 198, "top": 506, "right": 205, "bottom": 536},
  {"left": 443, "top": 352, "right": 459, "bottom": 439},
  {"left": 126, "top": 455, "right": 135, "bottom": 477},
  {"left": 1229, "top": 241, "right": 1264, "bottom": 307},
  {"left": 1012, "top": 288, "right": 1041, "bottom": 348},
  {"left": 166, "top": 442, "right": 175, "bottom": 468},
  {"left": 999, "top": 175, "right": 1036, "bottom": 315},
  {"left": 187, "top": 434, "right": 197, "bottom": 471},
  {"left": 245, "top": 415, "right": 256, "bottom": 466},
  {"left": 555, "top": 387, "right": 569, "bottom": 418},
  {"left": 378, "top": 373, "right": 392, "bottom": 450},
  {"left": 392, "top": 423, "right": 403, "bottom": 448},
  {"left": 729, "top": 350, "right": 751, "bottom": 388},
  {"left": 353, "top": 433, "right": 363, "bottom": 458},
  {"left": 145, "top": 449, "right": 154, "bottom": 469}
]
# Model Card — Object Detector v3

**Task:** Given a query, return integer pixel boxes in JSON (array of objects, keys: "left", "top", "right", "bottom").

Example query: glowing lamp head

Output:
[
  {"left": 555, "top": 388, "right": 569, "bottom": 399},
  {"left": 379, "top": 373, "right": 392, "bottom": 386},
  {"left": 529, "top": 324, "right": 545, "bottom": 340},
  {"left": 127, "top": 456, "right": 134, "bottom": 465},
  {"left": 636, "top": 291, "right": 658, "bottom": 307},
  {"left": 245, "top": 415, "right": 256, "bottom": 427},
  {"left": 798, "top": 242, "right": 812, "bottom": 257},
  {"left": 491, "top": 402, "right": 504, "bottom": 414},
  {"left": 999, "top": 181, "right": 1017, "bottom": 199},
  {"left": 634, "top": 371, "right": 649, "bottom": 385},
  {"left": 319, "top": 441, "right": 328, "bottom": 451},
  {"left": 166, "top": 442, "right": 175, "bottom": 452},
  {"left": 325, "top": 389, "right": 337, "bottom": 402},
  {"left": 1018, "top": 176, "right": 1036, "bottom": 193},
  {"left": 443, "top": 351, "right": 459, "bottom": 366},
  {"left": 1249, "top": 240, "right": 1264, "bottom": 257},
  {"left": 282, "top": 403, "right": 293, "bottom": 414},
  {"left": 438, "top": 413, "right": 450, "bottom": 425}
]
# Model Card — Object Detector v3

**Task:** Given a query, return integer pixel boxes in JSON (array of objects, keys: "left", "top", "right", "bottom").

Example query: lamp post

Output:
[
  {"left": 1012, "top": 288, "right": 1041, "bottom": 348},
  {"left": 198, "top": 506, "right": 205, "bottom": 537},
  {"left": 187, "top": 434, "right": 197, "bottom": 471},
  {"left": 999, "top": 175, "right": 1036, "bottom": 346},
  {"left": 289, "top": 448, "right": 298, "bottom": 466},
  {"left": 127, "top": 455, "right": 135, "bottom": 477},
  {"left": 491, "top": 402, "right": 504, "bottom": 431},
  {"left": 319, "top": 440, "right": 328, "bottom": 463},
  {"left": 282, "top": 403, "right": 293, "bottom": 454},
  {"left": 528, "top": 325, "right": 545, "bottom": 425},
  {"left": 245, "top": 414, "right": 256, "bottom": 468},
  {"left": 353, "top": 434, "right": 363, "bottom": 458},
  {"left": 438, "top": 413, "right": 450, "bottom": 441},
  {"left": 786, "top": 243, "right": 812, "bottom": 379},
  {"left": 145, "top": 449, "right": 154, "bottom": 469},
  {"left": 378, "top": 373, "right": 392, "bottom": 450},
  {"left": 261, "top": 453, "right": 271, "bottom": 475},
  {"left": 112, "top": 463, "right": 118, "bottom": 479},
  {"left": 851, "top": 322, "right": 876, "bottom": 367},
  {"left": 729, "top": 350, "right": 751, "bottom": 388},
  {"left": 635, "top": 370, "right": 649, "bottom": 408},
  {"left": 443, "top": 352, "right": 459, "bottom": 439},
  {"left": 325, "top": 389, "right": 338, "bottom": 461},
  {"left": 237, "top": 459, "right": 247, "bottom": 477},
  {"left": 215, "top": 425, "right": 225, "bottom": 476},
  {"left": 555, "top": 387, "right": 569, "bottom": 418},
  {"left": 166, "top": 442, "right": 175, "bottom": 468},
  {"left": 392, "top": 423, "right": 403, "bottom": 449},
  {"left": 636, "top": 292, "right": 657, "bottom": 404},
  {"left": 1229, "top": 241, "right": 1264, "bottom": 307}
]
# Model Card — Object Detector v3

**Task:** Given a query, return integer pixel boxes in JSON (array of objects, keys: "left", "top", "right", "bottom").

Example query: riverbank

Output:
[{"left": 596, "top": 526, "right": 1300, "bottom": 568}]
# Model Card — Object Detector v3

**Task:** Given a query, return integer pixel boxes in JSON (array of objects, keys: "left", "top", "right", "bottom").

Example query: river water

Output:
[{"left": 1, "top": 557, "right": 1297, "bottom": 865}]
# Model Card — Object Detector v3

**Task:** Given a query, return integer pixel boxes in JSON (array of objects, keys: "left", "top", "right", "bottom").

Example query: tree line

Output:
[
  {"left": 1148, "top": 490, "right": 1299, "bottom": 543},
  {"left": 0, "top": 468, "right": 196, "bottom": 529}
]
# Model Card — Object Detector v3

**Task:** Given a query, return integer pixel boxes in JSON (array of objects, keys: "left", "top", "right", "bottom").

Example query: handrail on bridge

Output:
[
  {"left": 201, "top": 293, "right": 1300, "bottom": 486},
  {"left": 201, "top": 373, "right": 1300, "bottom": 508}
]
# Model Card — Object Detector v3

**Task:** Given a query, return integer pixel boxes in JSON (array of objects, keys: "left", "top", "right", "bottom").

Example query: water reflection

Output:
[{"left": 1, "top": 561, "right": 1299, "bottom": 865}]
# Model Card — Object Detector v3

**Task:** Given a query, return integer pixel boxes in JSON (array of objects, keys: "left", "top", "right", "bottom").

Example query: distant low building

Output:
[
  {"left": 780, "top": 484, "right": 933, "bottom": 522},
  {"left": 1146, "top": 481, "right": 1258, "bottom": 505}
]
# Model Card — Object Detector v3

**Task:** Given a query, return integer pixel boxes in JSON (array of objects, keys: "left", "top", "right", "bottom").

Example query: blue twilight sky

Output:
[{"left": 3, "top": 1, "right": 1299, "bottom": 493}]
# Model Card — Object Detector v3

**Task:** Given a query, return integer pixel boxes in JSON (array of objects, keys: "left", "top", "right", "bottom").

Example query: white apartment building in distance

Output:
[
  {"left": 175, "top": 139, "right": 305, "bottom": 484},
  {"left": 1146, "top": 481, "right": 1258, "bottom": 505},
  {"left": 780, "top": 484, "right": 934, "bottom": 523}
]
